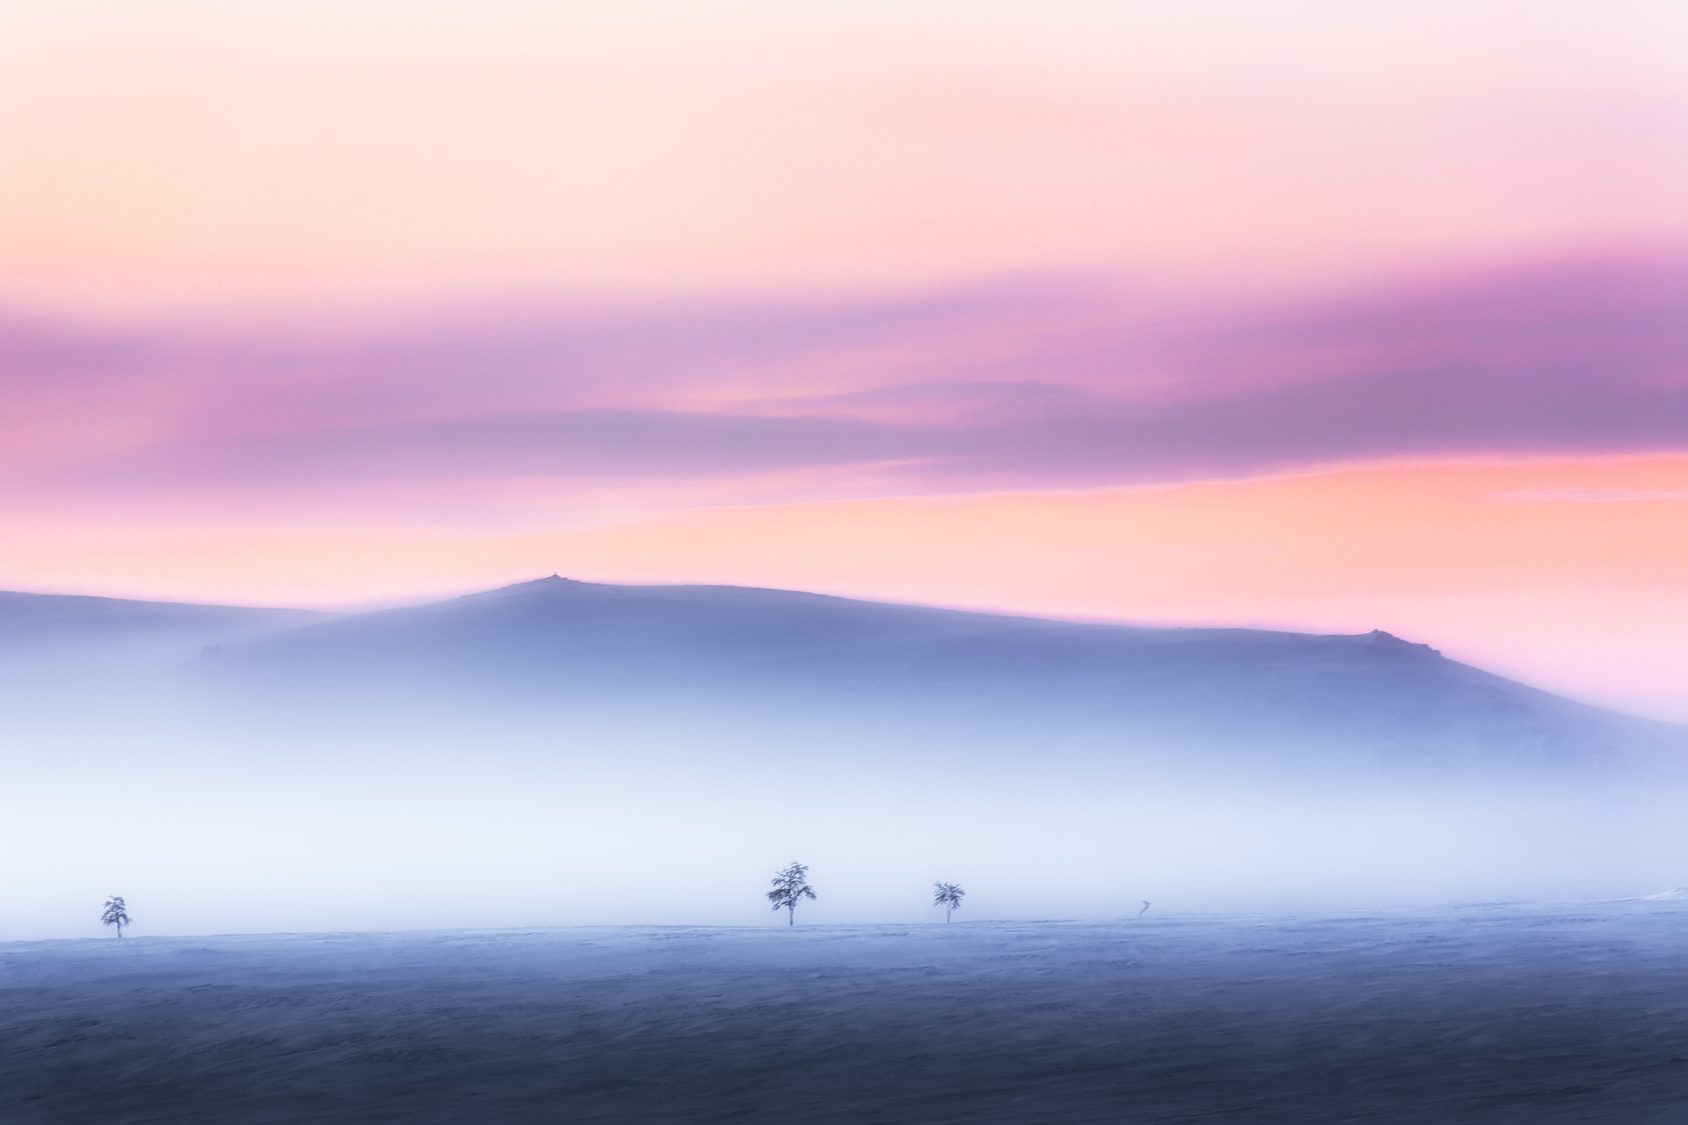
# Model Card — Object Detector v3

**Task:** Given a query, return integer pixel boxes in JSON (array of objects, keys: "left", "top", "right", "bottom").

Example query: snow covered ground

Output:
[{"left": 5, "top": 901, "right": 1688, "bottom": 1123}]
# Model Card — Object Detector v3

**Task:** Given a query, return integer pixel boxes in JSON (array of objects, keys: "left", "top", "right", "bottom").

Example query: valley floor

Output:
[{"left": 4, "top": 904, "right": 1688, "bottom": 1123}]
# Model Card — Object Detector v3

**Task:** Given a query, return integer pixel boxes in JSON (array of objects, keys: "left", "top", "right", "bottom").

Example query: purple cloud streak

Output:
[{"left": 1, "top": 255, "right": 1683, "bottom": 504}]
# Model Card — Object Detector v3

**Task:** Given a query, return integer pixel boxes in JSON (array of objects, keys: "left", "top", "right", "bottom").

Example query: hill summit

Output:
[{"left": 195, "top": 577, "right": 1685, "bottom": 777}]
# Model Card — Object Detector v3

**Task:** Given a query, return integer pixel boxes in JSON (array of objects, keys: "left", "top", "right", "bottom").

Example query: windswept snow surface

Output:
[
  {"left": 1643, "top": 888, "right": 1688, "bottom": 901},
  {"left": 4, "top": 903, "right": 1688, "bottom": 1123}
]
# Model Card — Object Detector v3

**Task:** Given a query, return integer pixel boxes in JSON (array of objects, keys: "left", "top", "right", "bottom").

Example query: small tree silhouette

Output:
[
  {"left": 101, "top": 896, "right": 131, "bottom": 938},
  {"left": 767, "top": 862, "right": 816, "bottom": 925},
  {"left": 933, "top": 882, "right": 965, "bottom": 922}
]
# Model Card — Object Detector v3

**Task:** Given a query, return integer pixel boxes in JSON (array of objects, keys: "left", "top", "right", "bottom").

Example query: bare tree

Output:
[
  {"left": 767, "top": 862, "right": 816, "bottom": 925},
  {"left": 933, "top": 881, "right": 965, "bottom": 922},
  {"left": 101, "top": 896, "right": 131, "bottom": 938}
]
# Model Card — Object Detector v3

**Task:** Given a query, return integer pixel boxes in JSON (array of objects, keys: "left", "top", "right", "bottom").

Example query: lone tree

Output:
[
  {"left": 101, "top": 896, "right": 131, "bottom": 938},
  {"left": 933, "top": 882, "right": 966, "bottom": 922},
  {"left": 767, "top": 862, "right": 816, "bottom": 925}
]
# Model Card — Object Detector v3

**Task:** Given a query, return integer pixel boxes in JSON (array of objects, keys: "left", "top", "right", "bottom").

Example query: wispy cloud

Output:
[{"left": 1, "top": 255, "right": 1684, "bottom": 513}]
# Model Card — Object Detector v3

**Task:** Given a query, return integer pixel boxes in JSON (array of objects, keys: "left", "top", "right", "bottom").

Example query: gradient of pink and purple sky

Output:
[{"left": 1, "top": 1, "right": 1685, "bottom": 717}]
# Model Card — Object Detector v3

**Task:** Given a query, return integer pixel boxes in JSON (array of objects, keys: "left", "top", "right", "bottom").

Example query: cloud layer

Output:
[{"left": 2, "top": 255, "right": 1683, "bottom": 519}]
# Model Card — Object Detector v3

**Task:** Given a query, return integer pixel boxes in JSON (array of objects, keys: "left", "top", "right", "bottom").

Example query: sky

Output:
[{"left": 1, "top": 0, "right": 1685, "bottom": 718}]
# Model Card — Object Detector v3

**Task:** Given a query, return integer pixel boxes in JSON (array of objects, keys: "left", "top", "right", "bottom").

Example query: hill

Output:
[
  {"left": 0, "top": 589, "right": 328, "bottom": 654},
  {"left": 205, "top": 576, "right": 1687, "bottom": 778}
]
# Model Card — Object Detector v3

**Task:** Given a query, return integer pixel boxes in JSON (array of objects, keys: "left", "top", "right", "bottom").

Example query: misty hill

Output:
[
  {"left": 0, "top": 590, "right": 327, "bottom": 654},
  {"left": 206, "top": 577, "right": 1687, "bottom": 776},
  {"left": 0, "top": 590, "right": 330, "bottom": 719}
]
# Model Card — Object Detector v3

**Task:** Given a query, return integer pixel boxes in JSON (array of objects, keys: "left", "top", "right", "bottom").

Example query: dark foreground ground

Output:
[{"left": 4, "top": 904, "right": 1688, "bottom": 1124}]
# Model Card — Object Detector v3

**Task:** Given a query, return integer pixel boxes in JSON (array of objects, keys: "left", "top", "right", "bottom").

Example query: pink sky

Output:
[
  {"left": 0, "top": 2, "right": 1684, "bottom": 716},
  {"left": 5, "top": 2, "right": 1686, "bottom": 301}
]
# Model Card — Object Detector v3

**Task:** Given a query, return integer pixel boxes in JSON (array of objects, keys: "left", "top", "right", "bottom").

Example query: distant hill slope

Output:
[
  {"left": 208, "top": 576, "right": 1688, "bottom": 776},
  {"left": 0, "top": 590, "right": 329, "bottom": 653}
]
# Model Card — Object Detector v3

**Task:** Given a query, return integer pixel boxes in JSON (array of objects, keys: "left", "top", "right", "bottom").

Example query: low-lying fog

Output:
[
  {"left": 6, "top": 698, "right": 1684, "bottom": 940},
  {"left": 1, "top": 579, "right": 1684, "bottom": 939}
]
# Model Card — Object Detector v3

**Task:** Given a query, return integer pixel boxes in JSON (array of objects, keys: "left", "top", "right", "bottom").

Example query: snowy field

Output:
[{"left": 5, "top": 903, "right": 1688, "bottom": 1124}]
